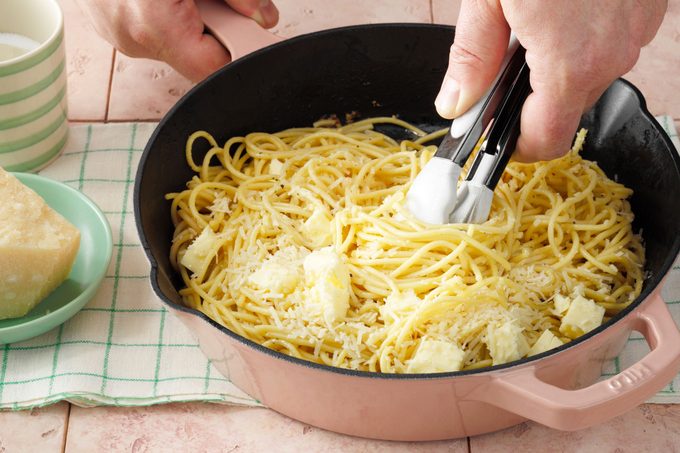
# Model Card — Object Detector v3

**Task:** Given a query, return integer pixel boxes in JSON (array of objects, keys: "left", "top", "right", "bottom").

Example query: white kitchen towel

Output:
[
  {"left": 0, "top": 122, "right": 259, "bottom": 410},
  {"left": 0, "top": 117, "right": 678, "bottom": 409}
]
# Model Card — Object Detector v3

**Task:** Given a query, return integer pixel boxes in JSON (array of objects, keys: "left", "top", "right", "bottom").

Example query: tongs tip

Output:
[
  {"left": 406, "top": 37, "right": 530, "bottom": 225},
  {"left": 406, "top": 157, "right": 461, "bottom": 224}
]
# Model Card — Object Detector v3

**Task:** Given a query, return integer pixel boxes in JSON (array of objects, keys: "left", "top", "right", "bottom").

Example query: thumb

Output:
[{"left": 435, "top": 1, "right": 510, "bottom": 119}]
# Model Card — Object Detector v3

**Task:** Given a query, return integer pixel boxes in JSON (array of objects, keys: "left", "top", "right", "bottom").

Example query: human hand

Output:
[
  {"left": 76, "top": 0, "right": 278, "bottom": 82},
  {"left": 434, "top": 0, "right": 667, "bottom": 161}
]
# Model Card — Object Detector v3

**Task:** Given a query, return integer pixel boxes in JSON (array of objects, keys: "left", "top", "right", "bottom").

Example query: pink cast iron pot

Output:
[{"left": 133, "top": 0, "right": 680, "bottom": 440}]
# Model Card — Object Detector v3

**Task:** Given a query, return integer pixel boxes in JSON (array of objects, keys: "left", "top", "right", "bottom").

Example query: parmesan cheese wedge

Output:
[{"left": 0, "top": 169, "right": 80, "bottom": 319}]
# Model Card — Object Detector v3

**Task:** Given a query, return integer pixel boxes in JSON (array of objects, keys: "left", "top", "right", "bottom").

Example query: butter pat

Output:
[
  {"left": 486, "top": 321, "right": 530, "bottom": 365},
  {"left": 528, "top": 329, "right": 564, "bottom": 356},
  {"left": 248, "top": 247, "right": 305, "bottom": 295},
  {"left": 302, "top": 208, "right": 333, "bottom": 247},
  {"left": 552, "top": 294, "right": 571, "bottom": 316},
  {"left": 181, "top": 226, "right": 219, "bottom": 275},
  {"left": 407, "top": 339, "right": 465, "bottom": 373},
  {"left": 269, "top": 158, "right": 284, "bottom": 176},
  {"left": 559, "top": 295, "right": 605, "bottom": 339},
  {"left": 380, "top": 290, "right": 420, "bottom": 324},
  {"left": 303, "top": 247, "right": 350, "bottom": 324},
  {"left": 0, "top": 169, "right": 80, "bottom": 320}
]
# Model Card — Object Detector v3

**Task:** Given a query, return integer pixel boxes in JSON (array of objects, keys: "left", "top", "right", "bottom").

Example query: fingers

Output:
[
  {"left": 171, "top": 0, "right": 278, "bottom": 81},
  {"left": 512, "top": 65, "right": 614, "bottom": 162},
  {"left": 435, "top": 0, "right": 510, "bottom": 119},
  {"left": 435, "top": 0, "right": 667, "bottom": 162},
  {"left": 512, "top": 89, "right": 585, "bottom": 162},
  {"left": 632, "top": 0, "right": 668, "bottom": 46},
  {"left": 163, "top": 33, "right": 231, "bottom": 82},
  {"left": 513, "top": 65, "right": 615, "bottom": 162},
  {"left": 583, "top": 81, "right": 613, "bottom": 113},
  {"left": 170, "top": 0, "right": 278, "bottom": 81},
  {"left": 225, "top": 0, "right": 279, "bottom": 28},
  {"left": 513, "top": 88, "right": 606, "bottom": 163},
  {"left": 125, "top": 1, "right": 228, "bottom": 82}
]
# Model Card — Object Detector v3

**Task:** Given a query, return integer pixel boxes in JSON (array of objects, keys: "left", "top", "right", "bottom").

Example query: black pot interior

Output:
[{"left": 134, "top": 24, "right": 680, "bottom": 375}]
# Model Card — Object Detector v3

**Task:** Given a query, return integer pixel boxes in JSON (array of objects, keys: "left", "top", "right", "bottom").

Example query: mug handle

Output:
[
  {"left": 195, "top": 0, "right": 283, "bottom": 61},
  {"left": 474, "top": 291, "right": 680, "bottom": 430}
]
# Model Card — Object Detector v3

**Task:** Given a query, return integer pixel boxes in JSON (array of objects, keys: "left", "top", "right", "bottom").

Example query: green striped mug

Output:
[{"left": 0, "top": 0, "right": 68, "bottom": 172}]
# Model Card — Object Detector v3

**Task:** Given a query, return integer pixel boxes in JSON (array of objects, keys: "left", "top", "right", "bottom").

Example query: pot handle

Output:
[
  {"left": 475, "top": 292, "right": 680, "bottom": 431},
  {"left": 195, "top": 0, "right": 283, "bottom": 61}
]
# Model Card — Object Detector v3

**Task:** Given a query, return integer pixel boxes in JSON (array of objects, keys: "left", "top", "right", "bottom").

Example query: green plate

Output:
[{"left": 0, "top": 173, "right": 112, "bottom": 344}]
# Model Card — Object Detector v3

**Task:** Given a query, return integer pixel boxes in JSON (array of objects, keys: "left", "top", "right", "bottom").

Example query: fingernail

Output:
[
  {"left": 251, "top": 0, "right": 279, "bottom": 28},
  {"left": 435, "top": 76, "right": 460, "bottom": 119}
]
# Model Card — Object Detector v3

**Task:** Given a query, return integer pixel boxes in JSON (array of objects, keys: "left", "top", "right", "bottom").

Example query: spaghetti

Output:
[{"left": 166, "top": 117, "right": 645, "bottom": 373}]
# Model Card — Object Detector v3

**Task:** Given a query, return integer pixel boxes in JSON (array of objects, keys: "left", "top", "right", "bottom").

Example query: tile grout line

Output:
[
  {"left": 97, "top": 118, "right": 160, "bottom": 124},
  {"left": 69, "top": 118, "right": 115, "bottom": 124},
  {"left": 61, "top": 403, "right": 72, "bottom": 453},
  {"left": 104, "top": 49, "right": 116, "bottom": 122}
]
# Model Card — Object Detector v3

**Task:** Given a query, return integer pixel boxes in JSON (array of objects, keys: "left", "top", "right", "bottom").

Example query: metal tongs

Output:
[{"left": 406, "top": 37, "right": 531, "bottom": 224}]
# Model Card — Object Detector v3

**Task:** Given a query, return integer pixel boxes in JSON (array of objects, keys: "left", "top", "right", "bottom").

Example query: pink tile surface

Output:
[
  {"left": 107, "top": 55, "right": 193, "bottom": 121},
  {"left": 270, "top": 0, "right": 432, "bottom": 38},
  {"left": 65, "top": 403, "right": 468, "bottom": 452},
  {"left": 624, "top": 0, "right": 680, "bottom": 120},
  {"left": 471, "top": 404, "right": 680, "bottom": 452},
  {"left": 0, "top": 402, "right": 69, "bottom": 453},
  {"left": 59, "top": 0, "right": 113, "bottom": 121},
  {"left": 431, "top": 0, "right": 461, "bottom": 25}
]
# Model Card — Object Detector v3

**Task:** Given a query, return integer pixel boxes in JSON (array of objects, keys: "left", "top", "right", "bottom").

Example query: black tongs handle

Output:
[
  {"left": 447, "top": 44, "right": 527, "bottom": 167},
  {"left": 483, "top": 62, "right": 532, "bottom": 189},
  {"left": 465, "top": 59, "right": 531, "bottom": 189}
]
